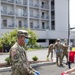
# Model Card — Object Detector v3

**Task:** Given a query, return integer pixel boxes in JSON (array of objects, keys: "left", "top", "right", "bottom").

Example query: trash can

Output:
[{"left": 69, "top": 51, "right": 75, "bottom": 63}]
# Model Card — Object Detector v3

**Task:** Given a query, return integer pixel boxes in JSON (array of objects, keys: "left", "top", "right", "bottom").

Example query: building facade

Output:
[{"left": 0, "top": 0, "right": 68, "bottom": 47}]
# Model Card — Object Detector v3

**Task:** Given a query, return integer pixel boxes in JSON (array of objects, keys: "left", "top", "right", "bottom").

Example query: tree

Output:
[
  {"left": 27, "top": 29, "right": 38, "bottom": 48},
  {"left": 0, "top": 29, "right": 38, "bottom": 51}
]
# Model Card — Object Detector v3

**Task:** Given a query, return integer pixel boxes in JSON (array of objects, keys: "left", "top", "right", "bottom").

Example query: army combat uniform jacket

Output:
[{"left": 10, "top": 42, "right": 36, "bottom": 75}]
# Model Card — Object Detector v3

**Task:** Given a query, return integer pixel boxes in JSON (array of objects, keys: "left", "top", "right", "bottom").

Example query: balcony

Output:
[
  {"left": 7, "top": 0, "right": 14, "bottom": 3},
  {"left": 30, "top": 3, "right": 39, "bottom": 9},
  {"left": 51, "top": 15, "right": 55, "bottom": 20},
  {"left": 51, "top": 5, "right": 54, "bottom": 10},
  {"left": 46, "top": 16, "right": 49, "bottom": 19},
  {"left": 24, "top": 24, "right": 28, "bottom": 28},
  {"left": 34, "top": 25, "right": 39, "bottom": 30},
  {"left": 34, "top": 15, "right": 39, "bottom": 18},
  {"left": 16, "top": 1, "right": 22, "bottom": 5},
  {"left": 1, "top": 0, "right": 7, "bottom": 2},
  {"left": 1, "top": 10, "right": 7, "bottom": 15},
  {"left": 34, "top": 4, "right": 39, "bottom": 8},
  {"left": 23, "top": 2, "right": 27, "bottom": 5},
  {"left": 41, "top": 15, "right": 45, "bottom": 19},
  {"left": 1, "top": 0, "right": 14, "bottom": 4},
  {"left": 41, "top": 5, "right": 49, "bottom": 9},
  {"left": 8, "top": 11, "right": 14, "bottom": 15},
  {"left": 8, "top": 24, "right": 14, "bottom": 27}
]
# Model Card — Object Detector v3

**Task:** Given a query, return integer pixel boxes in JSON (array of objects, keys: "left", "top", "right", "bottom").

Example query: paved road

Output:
[{"left": 0, "top": 63, "right": 75, "bottom": 75}]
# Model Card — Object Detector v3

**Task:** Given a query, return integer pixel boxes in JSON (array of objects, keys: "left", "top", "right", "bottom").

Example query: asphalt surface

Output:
[
  {"left": 0, "top": 48, "right": 74, "bottom": 75},
  {"left": 0, "top": 63, "right": 75, "bottom": 75}
]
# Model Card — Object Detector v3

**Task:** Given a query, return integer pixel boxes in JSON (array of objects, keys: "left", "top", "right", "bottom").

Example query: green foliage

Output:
[
  {"left": 32, "top": 56, "right": 38, "bottom": 61},
  {"left": 5, "top": 57, "right": 10, "bottom": 65},
  {"left": 27, "top": 29, "right": 38, "bottom": 48},
  {"left": 0, "top": 29, "right": 38, "bottom": 50},
  {"left": 1, "top": 29, "right": 18, "bottom": 47}
]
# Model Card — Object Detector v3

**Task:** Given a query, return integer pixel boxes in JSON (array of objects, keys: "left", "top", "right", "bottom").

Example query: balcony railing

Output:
[
  {"left": 1, "top": 0, "right": 14, "bottom": 3},
  {"left": 51, "top": 15, "right": 55, "bottom": 20},
  {"left": 51, "top": 5, "right": 54, "bottom": 10},
  {"left": 1, "top": 11, "right": 7, "bottom": 14},
  {"left": 34, "top": 4, "right": 39, "bottom": 7},
  {"left": 8, "top": 11, "right": 14, "bottom": 15},
  {"left": 41, "top": 15, "right": 45, "bottom": 19},
  {"left": 16, "top": 1, "right": 22, "bottom": 4},
  {"left": 1, "top": 0, "right": 7, "bottom": 2},
  {"left": 34, "top": 15, "right": 39, "bottom": 18},
  {"left": 8, "top": 24, "right": 14, "bottom": 27},
  {"left": 24, "top": 24, "right": 27, "bottom": 28},
  {"left": 41, "top": 5, "right": 49, "bottom": 9},
  {"left": 7, "top": 0, "right": 14, "bottom": 3},
  {"left": 1, "top": 10, "right": 14, "bottom": 15},
  {"left": 23, "top": 2, "right": 27, "bottom": 5}
]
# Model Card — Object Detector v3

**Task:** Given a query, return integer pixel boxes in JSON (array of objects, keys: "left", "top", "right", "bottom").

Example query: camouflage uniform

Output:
[
  {"left": 9, "top": 30, "right": 37, "bottom": 75},
  {"left": 54, "top": 39, "right": 63, "bottom": 66},
  {"left": 10, "top": 42, "right": 36, "bottom": 75},
  {"left": 47, "top": 44, "right": 54, "bottom": 61},
  {"left": 61, "top": 40, "right": 68, "bottom": 63}
]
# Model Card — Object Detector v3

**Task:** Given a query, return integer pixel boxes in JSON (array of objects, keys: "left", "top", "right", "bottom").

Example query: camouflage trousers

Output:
[
  {"left": 62, "top": 52, "right": 68, "bottom": 63},
  {"left": 56, "top": 51, "right": 63, "bottom": 66}
]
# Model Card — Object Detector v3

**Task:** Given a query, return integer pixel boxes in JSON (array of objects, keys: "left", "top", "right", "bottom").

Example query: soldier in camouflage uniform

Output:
[
  {"left": 47, "top": 44, "right": 54, "bottom": 61},
  {"left": 62, "top": 39, "right": 68, "bottom": 64},
  {"left": 54, "top": 39, "right": 63, "bottom": 66},
  {"left": 10, "top": 30, "right": 40, "bottom": 75}
]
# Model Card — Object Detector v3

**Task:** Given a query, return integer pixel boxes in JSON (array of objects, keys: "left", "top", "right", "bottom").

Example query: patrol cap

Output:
[
  {"left": 17, "top": 30, "right": 31, "bottom": 38},
  {"left": 56, "top": 39, "right": 60, "bottom": 42}
]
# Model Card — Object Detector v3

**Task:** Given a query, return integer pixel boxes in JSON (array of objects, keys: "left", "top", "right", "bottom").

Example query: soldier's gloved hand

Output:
[
  {"left": 35, "top": 71, "right": 40, "bottom": 75},
  {"left": 34, "top": 73, "right": 37, "bottom": 75}
]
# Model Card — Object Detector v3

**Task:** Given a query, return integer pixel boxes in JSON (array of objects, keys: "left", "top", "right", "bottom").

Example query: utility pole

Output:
[{"left": 68, "top": 0, "right": 70, "bottom": 50}]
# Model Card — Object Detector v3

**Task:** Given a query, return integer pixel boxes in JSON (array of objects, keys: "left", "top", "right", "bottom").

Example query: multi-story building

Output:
[{"left": 0, "top": 0, "right": 69, "bottom": 47}]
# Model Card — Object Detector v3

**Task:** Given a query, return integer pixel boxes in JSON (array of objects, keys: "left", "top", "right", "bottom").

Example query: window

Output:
[
  {"left": 51, "top": 21, "right": 55, "bottom": 30},
  {"left": 42, "top": 12, "right": 44, "bottom": 16},
  {"left": 42, "top": 22, "right": 45, "bottom": 29},
  {"left": 41, "top": 12, "right": 44, "bottom": 18},
  {"left": 2, "top": 20, "right": 7, "bottom": 27},
  {"left": 18, "top": 20, "right": 22, "bottom": 28},
  {"left": 41, "top": 2, "right": 44, "bottom": 8},
  {"left": 30, "top": 22, "right": 33, "bottom": 28},
  {"left": 37, "top": 39, "right": 46, "bottom": 42}
]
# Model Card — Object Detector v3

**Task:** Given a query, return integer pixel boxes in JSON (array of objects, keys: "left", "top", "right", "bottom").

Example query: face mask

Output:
[{"left": 24, "top": 38, "right": 29, "bottom": 44}]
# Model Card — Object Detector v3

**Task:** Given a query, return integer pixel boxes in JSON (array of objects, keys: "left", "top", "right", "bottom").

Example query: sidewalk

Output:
[{"left": 0, "top": 48, "right": 56, "bottom": 63}]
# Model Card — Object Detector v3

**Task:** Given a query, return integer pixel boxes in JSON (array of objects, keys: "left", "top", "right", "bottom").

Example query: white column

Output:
[
  {"left": 0, "top": 0, "right": 1, "bottom": 29},
  {"left": 49, "top": 0, "right": 51, "bottom": 30},
  {"left": 46, "top": 30, "right": 49, "bottom": 46},
  {"left": 14, "top": 0, "right": 16, "bottom": 28},
  {"left": 27, "top": 0, "right": 30, "bottom": 28},
  {"left": 39, "top": 0, "right": 41, "bottom": 30}
]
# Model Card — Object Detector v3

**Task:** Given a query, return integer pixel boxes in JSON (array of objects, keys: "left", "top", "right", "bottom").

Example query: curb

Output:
[{"left": 0, "top": 62, "right": 56, "bottom": 72}]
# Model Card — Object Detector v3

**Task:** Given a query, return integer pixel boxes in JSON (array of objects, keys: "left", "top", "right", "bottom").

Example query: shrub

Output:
[
  {"left": 5, "top": 57, "right": 10, "bottom": 65},
  {"left": 32, "top": 56, "right": 38, "bottom": 61}
]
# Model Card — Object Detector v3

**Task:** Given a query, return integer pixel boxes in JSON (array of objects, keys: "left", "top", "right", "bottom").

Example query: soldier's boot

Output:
[{"left": 56, "top": 57, "right": 59, "bottom": 66}]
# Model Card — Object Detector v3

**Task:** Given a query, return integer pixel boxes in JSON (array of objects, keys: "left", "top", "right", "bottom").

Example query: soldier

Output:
[
  {"left": 9, "top": 30, "right": 40, "bottom": 75},
  {"left": 62, "top": 39, "right": 68, "bottom": 64},
  {"left": 54, "top": 39, "right": 63, "bottom": 66},
  {"left": 47, "top": 44, "right": 54, "bottom": 61}
]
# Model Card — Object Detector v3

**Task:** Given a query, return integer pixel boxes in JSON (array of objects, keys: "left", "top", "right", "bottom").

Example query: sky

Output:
[{"left": 70, "top": 0, "right": 75, "bottom": 27}]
